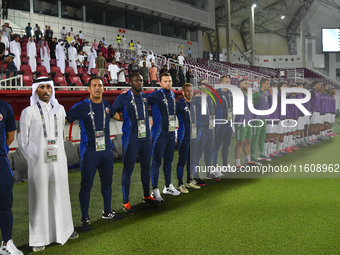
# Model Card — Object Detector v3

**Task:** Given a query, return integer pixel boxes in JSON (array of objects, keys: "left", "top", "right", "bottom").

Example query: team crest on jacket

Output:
[
  {"left": 0, "top": 114, "right": 3, "bottom": 121},
  {"left": 143, "top": 98, "right": 147, "bottom": 103},
  {"left": 105, "top": 107, "right": 110, "bottom": 113},
  {"left": 184, "top": 106, "right": 189, "bottom": 112}
]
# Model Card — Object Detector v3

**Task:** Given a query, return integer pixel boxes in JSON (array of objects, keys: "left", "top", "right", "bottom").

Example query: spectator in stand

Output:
[
  {"left": 178, "top": 66, "right": 185, "bottom": 87},
  {"left": 2, "top": 1, "right": 8, "bottom": 20},
  {"left": 1, "top": 25, "right": 9, "bottom": 41},
  {"left": 45, "top": 26, "right": 53, "bottom": 42},
  {"left": 188, "top": 47, "right": 192, "bottom": 58},
  {"left": 171, "top": 54, "right": 176, "bottom": 61},
  {"left": 60, "top": 26, "right": 67, "bottom": 40},
  {"left": 128, "top": 58, "right": 140, "bottom": 78},
  {"left": 100, "top": 44, "right": 108, "bottom": 60},
  {"left": 43, "top": 25, "right": 48, "bottom": 35},
  {"left": 77, "top": 51, "right": 84, "bottom": 68},
  {"left": 108, "top": 58, "right": 119, "bottom": 85},
  {"left": 0, "top": 32, "right": 8, "bottom": 57},
  {"left": 149, "top": 62, "right": 158, "bottom": 87},
  {"left": 66, "top": 32, "right": 73, "bottom": 45},
  {"left": 148, "top": 58, "right": 153, "bottom": 69},
  {"left": 115, "top": 49, "right": 120, "bottom": 62},
  {"left": 140, "top": 62, "right": 149, "bottom": 87},
  {"left": 159, "top": 65, "right": 168, "bottom": 75},
  {"left": 87, "top": 47, "right": 97, "bottom": 74},
  {"left": 92, "top": 39, "right": 98, "bottom": 51},
  {"left": 116, "top": 34, "right": 121, "bottom": 46},
  {"left": 121, "top": 34, "right": 126, "bottom": 46},
  {"left": 49, "top": 37, "right": 57, "bottom": 59},
  {"left": 102, "top": 37, "right": 107, "bottom": 47},
  {"left": 56, "top": 41, "right": 66, "bottom": 73},
  {"left": 136, "top": 41, "right": 142, "bottom": 55},
  {"left": 74, "top": 40, "right": 82, "bottom": 53},
  {"left": 9, "top": 36, "right": 21, "bottom": 69},
  {"left": 107, "top": 45, "right": 115, "bottom": 63},
  {"left": 26, "top": 23, "right": 32, "bottom": 37},
  {"left": 95, "top": 51, "right": 106, "bottom": 77},
  {"left": 83, "top": 42, "right": 91, "bottom": 61},
  {"left": 6, "top": 53, "right": 17, "bottom": 79},
  {"left": 139, "top": 55, "right": 147, "bottom": 68},
  {"left": 33, "top": 24, "right": 38, "bottom": 34},
  {"left": 98, "top": 41, "right": 103, "bottom": 51},
  {"left": 40, "top": 41, "right": 51, "bottom": 73},
  {"left": 219, "top": 51, "right": 223, "bottom": 62},
  {"left": 253, "top": 77, "right": 259, "bottom": 89},
  {"left": 27, "top": 37, "right": 37, "bottom": 72},
  {"left": 68, "top": 40, "right": 78, "bottom": 74},
  {"left": 70, "top": 27, "right": 75, "bottom": 38},
  {"left": 129, "top": 40, "right": 134, "bottom": 50},
  {"left": 177, "top": 52, "right": 184, "bottom": 66},
  {"left": 0, "top": 36, "right": 5, "bottom": 73},
  {"left": 5, "top": 23, "right": 12, "bottom": 39},
  {"left": 186, "top": 68, "right": 193, "bottom": 83},
  {"left": 209, "top": 51, "right": 213, "bottom": 60},
  {"left": 38, "top": 36, "right": 45, "bottom": 49},
  {"left": 146, "top": 50, "right": 155, "bottom": 64},
  {"left": 117, "top": 62, "right": 126, "bottom": 86},
  {"left": 169, "top": 64, "right": 179, "bottom": 87},
  {"left": 78, "top": 31, "right": 84, "bottom": 45},
  {"left": 35, "top": 26, "right": 42, "bottom": 43}
]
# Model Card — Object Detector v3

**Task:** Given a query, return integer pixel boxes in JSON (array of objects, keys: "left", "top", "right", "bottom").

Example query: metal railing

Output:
[{"left": 0, "top": 75, "right": 24, "bottom": 89}]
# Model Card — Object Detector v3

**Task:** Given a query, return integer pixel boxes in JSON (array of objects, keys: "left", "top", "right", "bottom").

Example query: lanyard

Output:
[
  {"left": 184, "top": 101, "right": 196, "bottom": 124},
  {"left": 161, "top": 89, "right": 175, "bottom": 116},
  {"left": 130, "top": 90, "right": 146, "bottom": 121},
  {"left": 89, "top": 100, "right": 106, "bottom": 133},
  {"left": 37, "top": 102, "right": 58, "bottom": 138}
]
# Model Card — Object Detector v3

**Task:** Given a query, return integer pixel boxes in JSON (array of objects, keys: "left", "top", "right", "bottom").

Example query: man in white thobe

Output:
[
  {"left": 87, "top": 48, "right": 96, "bottom": 74},
  {"left": 56, "top": 41, "right": 66, "bottom": 73},
  {"left": 0, "top": 31, "right": 9, "bottom": 55},
  {"left": 60, "top": 26, "right": 67, "bottom": 40},
  {"left": 136, "top": 41, "right": 142, "bottom": 55},
  {"left": 40, "top": 41, "right": 51, "bottom": 73},
  {"left": 68, "top": 40, "right": 78, "bottom": 74},
  {"left": 9, "top": 36, "right": 21, "bottom": 69},
  {"left": 219, "top": 52, "right": 223, "bottom": 62},
  {"left": 27, "top": 37, "right": 37, "bottom": 72},
  {"left": 146, "top": 50, "right": 155, "bottom": 65},
  {"left": 17, "top": 77, "right": 78, "bottom": 252},
  {"left": 209, "top": 52, "right": 213, "bottom": 60}
]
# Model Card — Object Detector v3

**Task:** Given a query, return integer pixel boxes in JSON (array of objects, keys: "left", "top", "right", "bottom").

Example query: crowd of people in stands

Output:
[{"left": 2, "top": 22, "right": 194, "bottom": 88}]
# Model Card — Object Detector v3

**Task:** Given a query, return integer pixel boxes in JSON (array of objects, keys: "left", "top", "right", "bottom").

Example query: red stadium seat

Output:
[
  {"left": 84, "top": 61, "right": 89, "bottom": 67},
  {"left": 90, "top": 68, "right": 98, "bottom": 76},
  {"left": 69, "top": 76, "right": 84, "bottom": 86},
  {"left": 21, "top": 56, "right": 29, "bottom": 65},
  {"left": 53, "top": 74, "right": 68, "bottom": 87},
  {"left": 21, "top": 51, "right": 27, "bottom": 57},
  {"left": 37, "top": 57, "right": 41, "bottom": 65},
  {"left": 50, "top": 59, "right": 57, "bottom": 66},
  {"left": 65, "top": 67, "right": 77, "bottom": 77},
  {"left": 20, "top": 64, "right": 32, "bottom": 75},
  {"left": 102, "top": 77, "right": 109, "bottom": 86},
  {"left": 50, "top": 66, "right": 62, "bottom": 77},
  {"left": 22, "top": 38, "right": 28, "bottom": 43},
  {"left": 21, "top": 45, "right": 27, "bottom": 51},
  {"left": 77, "top": 67, "right": 87, "bottom": 75},
  {"left": 105, "top": 62, "right": 111, "bottom": 68},
  {"left": 36, "top": 65, "right": 49, "bottom": 77},
  {"left": 81, "top": 75, "right": 91, "bottom": 85},
  {"left": 23, "top": 73, "right": 34, "bottom": 86}
]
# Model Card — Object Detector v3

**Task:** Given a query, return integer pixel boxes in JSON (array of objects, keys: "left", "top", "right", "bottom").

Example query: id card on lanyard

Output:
[
  {"left": 161, "top": 89, "right": 176, "bottom": 132},
  {"left": 131, "top": 90, "right": 147, "bottom": 138},
  {"left": 89, "top": 100, "right": 106, "bottom": 151},
  {"left": 185, "top": 101, "right": 197, "bottom": 139},
  {"left": 37, "top": 102, "right": 58, "bottom": 163}
]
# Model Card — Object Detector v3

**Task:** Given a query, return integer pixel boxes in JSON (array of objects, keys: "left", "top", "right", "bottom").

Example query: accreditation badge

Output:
[
  {"left": 45, "top": 139, "right": 58, "bottom": 163},
  {"left": 209, "top": 115, "right": 214, "bottom": 129},
  {"left": 168, "top": 115, "right": 175, "bottom": 132},
  {"left": 138, "top": 120, "right": 146, "bottom": 138},
  {"left": 191, "top": 123, "right": 197, "bottom": 139},
  {"left": 95, "top": 131, "right": 106, "bottom": 151}
]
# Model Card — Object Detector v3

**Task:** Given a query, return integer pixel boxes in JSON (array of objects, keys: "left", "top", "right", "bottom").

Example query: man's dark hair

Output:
[
  {"left": 160, "top": 72, "right": 171, "bottom": 82},
  {"left": 277, "top": 81, "right": 287, "bottom": 92},
  {"left": 310, "top": 80, "right": 320, "bottom": 88},
  {"left": 239, "top": 79, "right": 246, "bottom": 86},
  {"left": 129, "top": 73, "right": 141, "bottom": 84},
  {"left": 88, "top": 76, "right": 103, "bottom": 87},
  {"left": 260, "top": 78, "right": 270, "bottom": 86}
]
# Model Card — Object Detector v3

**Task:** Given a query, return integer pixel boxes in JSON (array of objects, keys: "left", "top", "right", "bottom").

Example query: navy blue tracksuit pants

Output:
[
  {"left": 151, "top": 135, "right": 175, "bottom": 188},
  {"left": 0, "top": 157, "right": 14, "bottom": 242},
  {"left": 79, "top": 148, "right": 113, "bottom": 219},
  {"left": 122, "top": 141, "right": 151, "bottom": 204},
  {"left": 176, "top": 140, "right": 190, "bottom": 184},
  {"left": 194, "top": 127, "right": 213, "bottom": 176},
  {"left": 212, "top": 125, "right": 233, "bottom": 166}
]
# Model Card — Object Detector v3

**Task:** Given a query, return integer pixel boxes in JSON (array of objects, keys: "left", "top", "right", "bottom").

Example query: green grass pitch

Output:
[{"left": 8, "top": 120, "right": 340, "bottom": 254}]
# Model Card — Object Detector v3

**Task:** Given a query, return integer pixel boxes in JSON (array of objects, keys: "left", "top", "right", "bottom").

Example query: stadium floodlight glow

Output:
[
  {"left": 281, "top": 15, "right": 285, "bottom": 19},
  {"left": 252, "top": 3, "right": 257, "bottom": 8}
]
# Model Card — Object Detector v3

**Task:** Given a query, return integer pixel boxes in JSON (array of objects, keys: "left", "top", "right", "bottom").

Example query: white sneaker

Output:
[
  {"left": 163, "top": 184, "right": 180, "bottom": 196},
  {"left": 213, "top": 170, "right": 224, "bottom": 179},
  {"left": 0, "top": 240, "right": 23, "bottom": 255},
  {"left": 151, "top": 188, "right": 164, "bottom": 201}
]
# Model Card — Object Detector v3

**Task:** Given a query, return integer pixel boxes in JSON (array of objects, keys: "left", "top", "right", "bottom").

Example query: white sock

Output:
[
  {"left": 273, "top": 142, "right": 277, "bottom": 153},
  {"left": 236, "top": 159, "right": 241, "bottom": 166},
  {"left": 245, "top": 155, "right": 250, "bottom": 162},
  {"left": 279, "top": 142, "right": 283, "bottom": 151},
  {"left": 284, "top": 136, "right": 288, "bottom": 148},
  {"left": 264, "top": 142, "right": 268, "bottom": 157}
]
